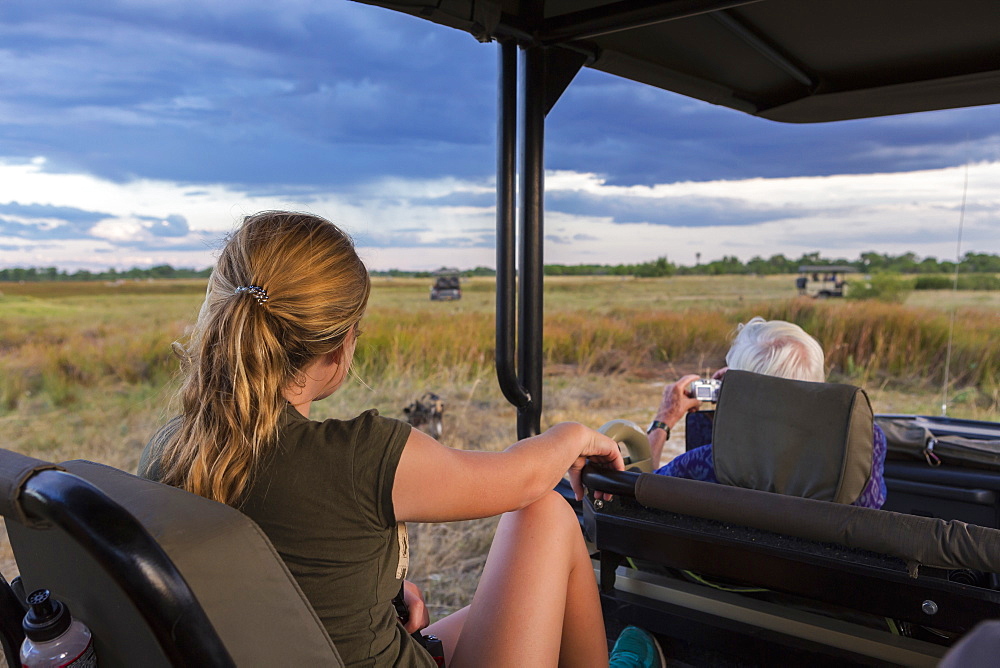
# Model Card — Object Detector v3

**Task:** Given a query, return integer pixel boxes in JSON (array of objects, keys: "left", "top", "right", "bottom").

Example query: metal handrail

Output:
[{"left": 494, "top": 39, "right": 530, "bottom": 414}]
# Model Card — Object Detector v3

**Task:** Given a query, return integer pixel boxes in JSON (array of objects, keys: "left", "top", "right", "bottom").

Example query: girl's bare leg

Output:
[{"left": 426, "top": 490, "right": 607, "bottom": 667}]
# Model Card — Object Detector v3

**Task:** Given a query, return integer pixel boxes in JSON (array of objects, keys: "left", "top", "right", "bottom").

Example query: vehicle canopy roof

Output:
[
  {"left": 352, "top": 0, "right": 998, "bottom": 436},
  {"left": 352, "top": 0, "right": 1000, "bottom": 123},
  {"left": 798, "top": 265, "right": 856, "bottom": 274}
]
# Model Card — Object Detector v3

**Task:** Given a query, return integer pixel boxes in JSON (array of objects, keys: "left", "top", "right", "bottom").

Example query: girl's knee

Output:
[{"left": 519, "top": 489, "right": 578, "bottom": 529}]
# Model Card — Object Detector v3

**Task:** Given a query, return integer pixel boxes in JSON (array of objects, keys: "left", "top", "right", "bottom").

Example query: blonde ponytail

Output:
[{"left": 158, "top": 212, "right": 370, "bottom": 505}]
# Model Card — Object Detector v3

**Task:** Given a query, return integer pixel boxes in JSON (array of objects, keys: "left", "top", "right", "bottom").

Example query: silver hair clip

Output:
[{"left": 234, "top": 285, "right": 269, "bottom": 305}]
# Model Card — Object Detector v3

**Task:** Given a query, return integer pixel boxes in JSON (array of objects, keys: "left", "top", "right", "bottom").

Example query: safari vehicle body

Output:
[
  {"left": 797, "top": 265, "right": 853, "bottom": 298},
  {"left": 430, "top": 274, "right": 462, "bottom": 301},
  {"left": 1, "top": 0, "right": 999, "bottom": 666}
]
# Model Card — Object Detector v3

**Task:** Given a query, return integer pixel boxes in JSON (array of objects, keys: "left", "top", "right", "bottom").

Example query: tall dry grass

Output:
[
  {"left": 0, "top": 276, "right": 996, "bottom": 619},
  {"left": 2, "top": 278, "right": 996, "bottom": 455},
  {"left": 755, "top": 299, "right": 999, "bottom": 394}
]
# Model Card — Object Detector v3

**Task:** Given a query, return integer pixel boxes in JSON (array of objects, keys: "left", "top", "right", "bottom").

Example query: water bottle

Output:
[{"left": 20, "top": 589, "right": 97, "bottom": 667}]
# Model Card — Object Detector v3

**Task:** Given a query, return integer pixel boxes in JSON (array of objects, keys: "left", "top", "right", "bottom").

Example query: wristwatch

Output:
[{"left": 647, "top": 420, "right": 670, "bottom": 439}]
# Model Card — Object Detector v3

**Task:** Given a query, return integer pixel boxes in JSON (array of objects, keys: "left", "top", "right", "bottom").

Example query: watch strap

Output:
[{"left": 647, "top": 420, "right": 670, "bottom": 438}]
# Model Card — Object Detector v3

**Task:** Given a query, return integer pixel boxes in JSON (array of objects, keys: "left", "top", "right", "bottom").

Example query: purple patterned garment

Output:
[{"left": 654, "top": 424, "right": 888, "bottom": 509}]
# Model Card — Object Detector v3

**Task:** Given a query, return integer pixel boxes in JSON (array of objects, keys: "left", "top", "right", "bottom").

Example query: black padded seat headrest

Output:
[
  {"left": 6, "top": 459, "right": 342, "bottom": 667},
  {"left": 713, "top": 370, "right": 874, "bottom": 505},
  {"left": 0, "top": 449, "right": 63, "bottom": 528}
]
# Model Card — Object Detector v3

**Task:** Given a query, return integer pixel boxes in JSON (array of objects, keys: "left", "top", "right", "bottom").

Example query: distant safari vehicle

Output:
[
  {"left": 430, "top": 273, "right": 461, "bottom": 301},
  {"left": 797, "top": 265, "right": 854, "bottom": 298}
]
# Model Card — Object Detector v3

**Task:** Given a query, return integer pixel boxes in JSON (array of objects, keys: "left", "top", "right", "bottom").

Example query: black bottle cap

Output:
[{"left": 23, "top": 589, "right": 72, "bottom": 642}]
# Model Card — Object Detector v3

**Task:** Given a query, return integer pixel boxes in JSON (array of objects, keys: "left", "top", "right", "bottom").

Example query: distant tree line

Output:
[
  {"left": 0, "top": 265, "right": 212, "bottom": 282},
  {"left": 546, "top": 257, "right": 675, "bottom": 277},
  {"left": 373, "top": 266, "right": 498, "bottom": 279},
  {"left": 545, "top": 251, "right": 1000, "bottom": 278},
  {"left": 2, "top": 252, "right": 998, "bottom": 282}
]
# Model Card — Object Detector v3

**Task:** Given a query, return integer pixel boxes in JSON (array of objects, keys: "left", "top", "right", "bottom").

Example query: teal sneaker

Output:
[{"left": 609, "top": 626, "right": 665, "bottom": 668}]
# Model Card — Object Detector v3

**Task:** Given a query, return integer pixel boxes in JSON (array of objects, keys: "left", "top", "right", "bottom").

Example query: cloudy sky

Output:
[{"left": 1, "top": 1, "right": 998, "bottom": 272}]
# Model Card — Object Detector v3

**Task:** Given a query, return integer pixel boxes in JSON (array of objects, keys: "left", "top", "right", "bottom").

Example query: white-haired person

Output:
[{"left": 646, "top": 317, "right": 887, "bottom": 509}]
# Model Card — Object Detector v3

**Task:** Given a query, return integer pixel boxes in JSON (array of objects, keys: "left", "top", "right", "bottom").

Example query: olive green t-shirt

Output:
[{"left": 141, "top": 407, "right": 434, "bottom": 668}]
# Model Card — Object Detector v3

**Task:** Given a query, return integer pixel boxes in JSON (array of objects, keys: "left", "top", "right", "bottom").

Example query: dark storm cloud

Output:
[
  {"left": 2, "top": 1, "right": 997, "bottom": 197},
  {"left": 117, "top": 235, "right": 220, "bottom": 253},
  {"left": 0, "top": 217, "right": 69, "bottom": 240},
  {"left": 410, "top": 191, "right": 496, "bottom": 207},
  {"left": 0, "top": 1, "right": 495, "bottom": 187},
  {"left": 0, "top": 201, "right": 106, "bottom": 239},
  {"left": 358, "top": 229, "right": 493, "bottom": 249},
  {"left": 0, "top": 201, "right": 209, "bottom": 248},
  {"left": 546, "top": 70, "right": 1000, "bottom": 186},
  {"left": 546, "top": 190, "right": 808, "bottom": 227},
  {"left": 0, "top": 202, "right": 110, "bottom": 225},
  {"left": 137, "top": 214, "right": 190, "bottom": 237}
]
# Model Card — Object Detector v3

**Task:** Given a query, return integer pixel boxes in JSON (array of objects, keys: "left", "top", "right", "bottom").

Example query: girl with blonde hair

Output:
[{"left": 141, "top": 211, "right": 623, "bottom": 667}]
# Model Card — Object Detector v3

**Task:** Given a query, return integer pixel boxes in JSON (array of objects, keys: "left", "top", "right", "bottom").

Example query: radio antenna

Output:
[{"left": 940, "top": 161, "right": 968, "bottom": 417}]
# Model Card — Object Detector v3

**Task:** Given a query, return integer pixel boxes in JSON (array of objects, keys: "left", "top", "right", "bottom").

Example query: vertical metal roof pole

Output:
[
  {"left": 499, "top": 35, "right": 585, "bottom": 439},
  {"left": 495, "top": 40, "right": 530, "bottom": 417},
  {"left": 517, "top": 44, "right": 546, "bottom": 438}
]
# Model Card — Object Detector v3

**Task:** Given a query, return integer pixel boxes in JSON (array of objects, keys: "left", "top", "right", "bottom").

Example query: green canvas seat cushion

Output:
[
  {"left": 713, "top": 370, "right": 874, "bottom": 505},
  {"left": 634, "top": 473, "right": 1000, "bottom": 573}
]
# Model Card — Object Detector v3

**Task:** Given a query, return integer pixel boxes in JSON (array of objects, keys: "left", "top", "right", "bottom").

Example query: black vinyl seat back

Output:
[{"left": 0, "top": 449, "right": 342, "bottom": 667}]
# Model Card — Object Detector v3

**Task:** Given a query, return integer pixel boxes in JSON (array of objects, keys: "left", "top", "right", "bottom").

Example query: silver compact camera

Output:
[{"left": 689, "top": 378, "right": 721, "bottom": 403}]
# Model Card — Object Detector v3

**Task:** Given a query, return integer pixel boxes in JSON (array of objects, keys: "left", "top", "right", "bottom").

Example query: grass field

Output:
[{"left": 0, "top": 275, "right": 997, "bottom": 618}]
